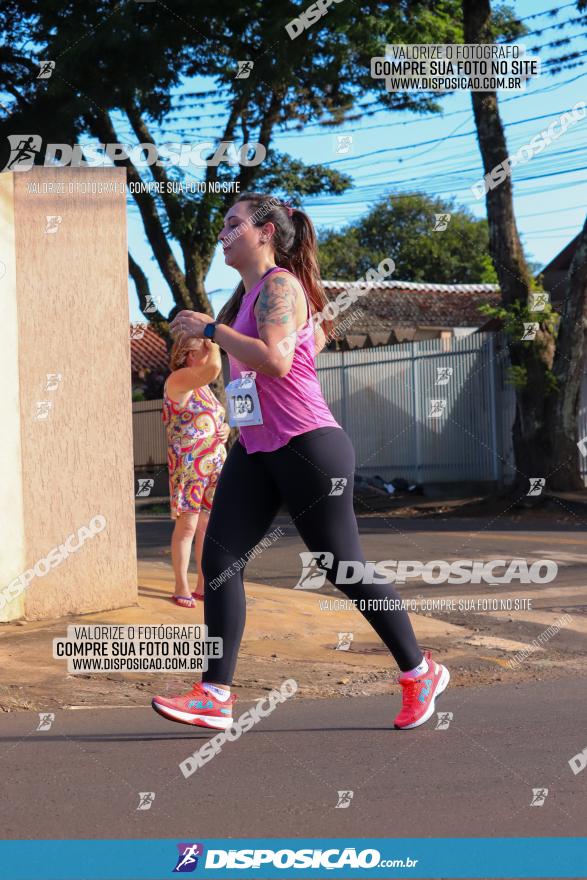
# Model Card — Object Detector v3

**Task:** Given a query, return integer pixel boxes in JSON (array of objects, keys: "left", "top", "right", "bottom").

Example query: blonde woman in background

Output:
[{"left": 163, "top": 335, "right": 229, "bottom": 608}]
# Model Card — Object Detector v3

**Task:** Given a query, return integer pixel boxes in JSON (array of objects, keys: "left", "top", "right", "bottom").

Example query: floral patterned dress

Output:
[{"left": 162, "top": 380, "right": 227, "bottom": 518}]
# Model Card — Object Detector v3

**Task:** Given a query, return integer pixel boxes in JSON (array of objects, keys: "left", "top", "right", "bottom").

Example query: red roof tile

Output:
[
  {"left": 130, "top": 324, "right": 169, "bottom": 375},
  {"left": 322, "top": 280, "right": 500, "bottom": 331}
]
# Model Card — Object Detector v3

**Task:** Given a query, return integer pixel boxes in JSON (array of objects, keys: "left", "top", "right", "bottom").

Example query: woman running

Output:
[
  {"left": 163, "top": 335, "right": 229, "bottom": 607},
  {"left": 152, "top": 192, "right": 449, "bottom": 728}
]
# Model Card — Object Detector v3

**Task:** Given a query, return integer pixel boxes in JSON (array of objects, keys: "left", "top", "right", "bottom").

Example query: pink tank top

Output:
[{"left": 228, "top": 266, "right": 340, "bottom": 453}]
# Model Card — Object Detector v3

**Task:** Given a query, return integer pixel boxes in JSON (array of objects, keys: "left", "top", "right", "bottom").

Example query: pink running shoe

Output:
[
  {"left": 152, "top": 682, "right": 236, "bottom": 729},
  {"left": 394, "top": 651, "right": 450, "bottom": 730}
]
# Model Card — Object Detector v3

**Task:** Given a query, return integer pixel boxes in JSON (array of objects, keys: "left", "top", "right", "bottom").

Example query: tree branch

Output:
[
  {"left": 128, "top": 251, "right": 166, "bottom": 325},
  {"left": 125, "top": 100, "right": 184, "bottom": 229},
  {"left": 182, "top": 93, "right": 249, "bottom": 301},
  {"left": 238, "top": 89, "right": 282, "bottom": 193},
  {"left": 84, "top": 108, "right": 194, "bottom": 310}
]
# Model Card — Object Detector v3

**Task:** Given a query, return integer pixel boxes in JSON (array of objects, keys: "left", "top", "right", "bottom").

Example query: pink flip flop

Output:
[
  {"left": 191, "top": 592, "right": 204, "bottom": 602},
  {"left": 171, "top": 595, "right": 196, "bottom": 608}
]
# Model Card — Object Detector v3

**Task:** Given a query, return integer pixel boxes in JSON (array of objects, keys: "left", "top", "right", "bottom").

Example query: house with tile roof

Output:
[
  {"left": 129, "top": 279, "right": 503, "bottom": 382},
  {"left": 130, "top": 233, "right": 582, "bottom": 371},
  {"left": 320, "top": 279, "right": 501, "bottom": 350},
  {"left": 130, "top": 324, "right": 169, "bottom": 398}
]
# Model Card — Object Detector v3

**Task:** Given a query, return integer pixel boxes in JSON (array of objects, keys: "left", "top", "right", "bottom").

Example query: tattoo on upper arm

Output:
[{"left": 255, "top": 275, "right": 299, "bottom": 332}]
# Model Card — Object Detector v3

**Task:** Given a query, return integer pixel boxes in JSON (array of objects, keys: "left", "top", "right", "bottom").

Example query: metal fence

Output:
[
  {"left": 316, "top": 332, "right": 515, "bottom": 484},
  {"left": 132, "top": 332, "right": 586, "bottom": 485},
  {"left": 132, "top": 399, "right": 167, "bottom": 468}
]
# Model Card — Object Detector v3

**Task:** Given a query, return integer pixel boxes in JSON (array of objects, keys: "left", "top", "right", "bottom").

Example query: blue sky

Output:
[{"left": 125, "top": 0, "right": 587, "bottom": 321}]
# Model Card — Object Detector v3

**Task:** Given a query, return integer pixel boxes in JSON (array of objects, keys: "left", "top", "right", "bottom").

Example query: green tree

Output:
[
  {"left": 0, "top": 0, "right": 500, "bottom": 334},
  {"left": 318, "top": 193, "right": 499, "bottom": 283},
  {"left": 463, "top": 0, "right": 587, "bottom": 492}
]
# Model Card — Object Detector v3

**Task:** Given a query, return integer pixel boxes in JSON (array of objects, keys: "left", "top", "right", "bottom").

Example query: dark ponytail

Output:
[{"left": 216, "top": 192, "right": 334, "bottom": 337}]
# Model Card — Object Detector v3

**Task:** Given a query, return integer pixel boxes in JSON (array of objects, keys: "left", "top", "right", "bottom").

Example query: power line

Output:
[
  {"left": 159, "top": 65, "right": 587, "bottom": 145},
  {"left": 305, "top": 166, "right": 587, "bottom": 208},
  {"left": 515, "top": 2, "right": 577, "bottom": 23},
  {"left": 499, "top": 12, "right": 587, "bottom": 42},
  {"left": 518, "top": 202, "right": 587, "bottom": 219},
  {"left": 352, "top": 141, "right": 586, "bottom": 187},
  {"left": 157, "top": 32, "right": 587, "bottom": 130},
  {"left": 519, "top": 223, "right": 582, "bottom": 234},
  {"left": 323, "top": 105, "right": 587, "bottom": 166},
  {"left": 163, "top": 56, "right": 583, "bottom": 131},
  {"left": 154, "top": 32, "right": 587, "bottom": 139}
]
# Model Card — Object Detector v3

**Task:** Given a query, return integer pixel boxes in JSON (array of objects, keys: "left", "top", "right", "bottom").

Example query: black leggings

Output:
[{"left": 201, "top": 426, "right": 423, "bottom": 684}]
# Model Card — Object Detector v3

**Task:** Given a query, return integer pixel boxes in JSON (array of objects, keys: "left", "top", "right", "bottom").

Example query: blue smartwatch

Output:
[{"left": 203, "top": 321, "right": 217, "bottom": 340}]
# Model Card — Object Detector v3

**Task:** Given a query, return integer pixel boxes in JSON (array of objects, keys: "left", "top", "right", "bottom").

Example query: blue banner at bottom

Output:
[{"left": 0, "top": 838, "right": 585, "bottom": 879}]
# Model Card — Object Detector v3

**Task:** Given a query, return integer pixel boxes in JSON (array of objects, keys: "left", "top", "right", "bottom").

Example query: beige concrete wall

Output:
[
  {"left": 0, "top": 174, "right": 27, "bottom": 622},
  {"left": 0, "top": 166, "right": 137, "bottom": 621}
]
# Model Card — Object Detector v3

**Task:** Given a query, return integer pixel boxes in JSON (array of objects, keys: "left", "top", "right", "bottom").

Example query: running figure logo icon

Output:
[
  {"left": 335, "top": 135, "right": 353, "bottom": 155},
  {"left": 435, "top": 366, "right": 453, "bottom": 386},
  {"left": 136, "top": 478, "right": 155, "bottom": 498},
  {"left": 530, "top": 788, "right": 549, "bottom": 807},
  {"left": 45, "top": 373, "right": 63, "bottom": 392},
  {"left": 329, "top": 477, "right": 347, "bottom": 496},
  {"left": 45, "top": 215, "right": 62, "bottom": 234},
  {"left": 530, "top": 292, "right": 549, "bottom": 311},
  {"left": 336, "top": 632, "right": 353, "bottom": 651},
  {"left": 144, "top": 294, "right": 162, "bottom": 314},
  {"left": 37, "top": 713, "right": 55, "bottom": 731},
  {"left": 35, "top": 400, "right": 53, "bottom": 420},
  {"left": 432, "top": 213, "right": 451, "bottom": 231},
  {"left": 527, "top": 477, "right": 545, "bottom": 496},
  {"left": 173, "top": 843, "right": 204, "bottom": 872},
  {"left": 136, "top": 792, "right": 155, "bottom": 811},
  {"left": 428, "top": 399, "right": 447, "bottom": 418},
  {"left": 435, "top": 711, "right": 453, "bottom": 730},
  {"left": 335, "top": 790, "right": 354, "bottom": 809},
  {"left": 4, "top": 134, "right": 42, "bottom": 171},
  {"left": 522, "top": 322, "right": 539, "bottom": 340},
  {"left": 37, "top": 61, "right": 55, "bottom": 79},
  {"left": 235, "top": 60, "right": 254, "bottom": 79},
  {"left": 294, "top": 552, "right": 333, "bottom": 590}
]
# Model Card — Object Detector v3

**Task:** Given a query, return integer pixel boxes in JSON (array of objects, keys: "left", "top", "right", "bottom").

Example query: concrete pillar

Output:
[{"left": 0, "top": 167, "right": 137, "bottom": 621}]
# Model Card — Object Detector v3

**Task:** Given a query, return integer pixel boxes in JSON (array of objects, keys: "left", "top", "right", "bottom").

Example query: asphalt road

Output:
[
  {"left": 137, "top": 513, "right": 587, "bottom": 600},
  {"left": 2, "top": 678, "right": 586, "bottom": 840}
]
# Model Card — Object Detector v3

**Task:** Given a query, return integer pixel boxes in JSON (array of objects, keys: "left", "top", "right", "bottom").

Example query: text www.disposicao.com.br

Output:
[{"left": 70, "top": 657, "right": 202, "bottom": 671}]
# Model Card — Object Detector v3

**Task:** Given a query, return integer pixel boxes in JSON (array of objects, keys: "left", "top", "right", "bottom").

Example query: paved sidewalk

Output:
[{"left": 1, "top": 558, "right": 585, "bottom": 713}]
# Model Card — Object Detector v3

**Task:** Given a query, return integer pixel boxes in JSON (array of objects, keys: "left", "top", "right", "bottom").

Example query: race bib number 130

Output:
[{"left": 225, "top": 371, "right": 263, "bottom": 427}]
